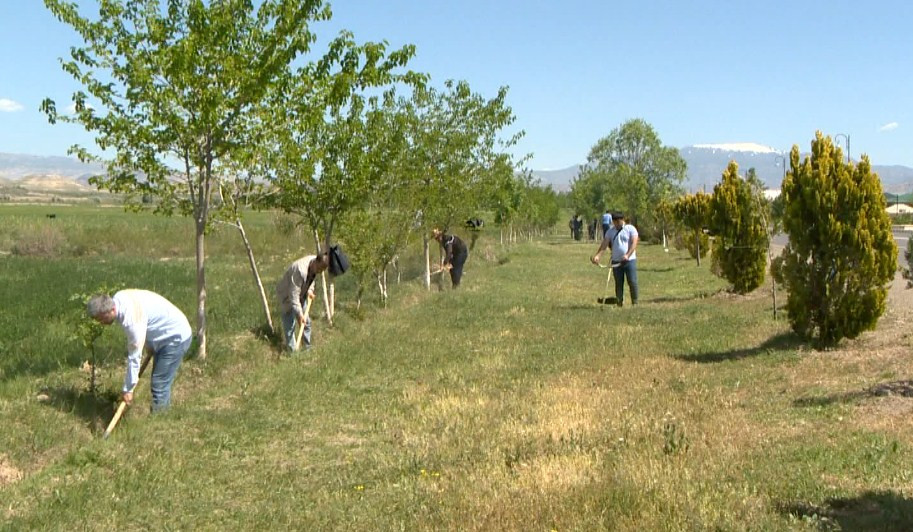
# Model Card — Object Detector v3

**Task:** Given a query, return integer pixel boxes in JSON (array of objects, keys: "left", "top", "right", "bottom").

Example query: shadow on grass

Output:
[
  {"left": 646, "top": 291, "right": 721, "bottom": 304},
  {"left": 780, "top": 491, "right": 913, "bottom": 531},
  {"left": 674, "top": 332, "right": 804, "bottom": 363},
  {"left": 41, "top": 385, "right": 118, "bottom": 434},
  {"left": 793, "top": 380, "right": 913, "bottom": 408},
  {"left": 251, "top": 323, "right": 283, "bottom": 350},
  {"left": 638, "top": 266, "right": 676, "bottom": 273}
]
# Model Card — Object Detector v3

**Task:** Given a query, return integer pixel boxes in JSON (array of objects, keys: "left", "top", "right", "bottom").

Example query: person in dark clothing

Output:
[
  {"left": 572, "top": 215, "right": 583, "bottom": 241},
  {"left": 433, "top": 228, "right": 469, "bottom": 288},
  {"left": 464, "top": 218, "right": 484, "bottom": 251}
]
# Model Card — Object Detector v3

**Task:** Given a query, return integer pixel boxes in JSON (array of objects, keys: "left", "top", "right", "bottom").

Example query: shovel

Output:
[
  {"left": 103, "top": 351, "right": 152, "bottom": 439},
  {"left": 294, "top": 296, "right": 314, "bottom": 351}
]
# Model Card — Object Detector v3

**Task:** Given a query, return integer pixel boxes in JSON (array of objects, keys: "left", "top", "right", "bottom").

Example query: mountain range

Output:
[
  {"left": 3, "top": 147, "right": 912, "bottom": 195},
  {"left": 531, "top": 143, "right": 913, "bottom": 194}
]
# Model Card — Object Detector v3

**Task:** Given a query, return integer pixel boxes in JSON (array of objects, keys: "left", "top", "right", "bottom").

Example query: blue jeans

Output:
[
  {"left": 281, "top": 310, "right": 311, "bottom": 352},
  {"left": 150, "top": 336, "right": 192, "bottom": 412},
  {"left": 614, "top": 259, "right": 638, "bottom": 306}
]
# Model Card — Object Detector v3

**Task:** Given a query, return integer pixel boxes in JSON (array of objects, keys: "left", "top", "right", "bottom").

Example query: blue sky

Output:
[{"left": 1, "top": 0, "right": 911, "bottom": 170}]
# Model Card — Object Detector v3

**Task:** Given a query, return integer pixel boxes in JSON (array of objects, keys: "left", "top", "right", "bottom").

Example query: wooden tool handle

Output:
[{"left": 103, "top": 351, "right": 152, "bottom": 439}]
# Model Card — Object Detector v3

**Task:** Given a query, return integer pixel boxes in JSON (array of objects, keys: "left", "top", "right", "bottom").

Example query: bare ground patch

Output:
[{"left": 0, "top": 453, "right": 23, "bottom": 487}]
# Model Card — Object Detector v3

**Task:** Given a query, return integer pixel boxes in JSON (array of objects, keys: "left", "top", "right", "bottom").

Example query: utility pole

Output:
[{"left": 834, "top": 133, "right": 851, "bottom": 163}]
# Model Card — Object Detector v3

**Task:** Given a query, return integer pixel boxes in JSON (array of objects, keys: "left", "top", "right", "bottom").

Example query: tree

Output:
[
  {"left": 710, "top": 161, "right": 769, "bottom": 293},
  {"left": 213, "top": 172, "right": 275, "bottom": 335},
  {"left": 903, "top": 239, "right": 913, "bottom": 288},
  {"left": 778, "top": 132, "right": 897, "bottom": 348},
  {"left": 334, "top": 97, "right": 417, "bottom": 309},
  {"left": 400, "top": 81, "right": 522, "bottom": 288},
  {"left": 42, "top": 0, "right": 332, "bottom": 359},
  {"left": 672, "top": 193, "right": 712, "bottom": 266},
  {"left": 271, "top": 58, "right": 421, "bottom": 322},
  {"left": 575, "top": 119, "right": 686, "bottom": 237}
]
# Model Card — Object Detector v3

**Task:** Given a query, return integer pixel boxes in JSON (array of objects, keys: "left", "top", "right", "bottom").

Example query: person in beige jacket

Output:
[{"left": 276, "top": 252, "right": 329, "bottom": 352}]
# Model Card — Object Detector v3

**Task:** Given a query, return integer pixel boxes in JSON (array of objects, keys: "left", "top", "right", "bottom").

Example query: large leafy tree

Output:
[
  {"left": 778, "top": 132, "right": 897, "bottom": 348},
  {"left": 574, "top": 119, "right": 686, "bottom": 238},
  {"left": 710, "top": 161, "right": 769, "bottom": 293},
  {"left": 41, "top": 0, "right": 332, "bottom": 359}
]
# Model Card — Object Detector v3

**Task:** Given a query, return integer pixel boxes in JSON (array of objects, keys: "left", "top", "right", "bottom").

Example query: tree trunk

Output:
[
  {"left": 236, "top": 218, "right": 274, "bottom": 334},
  {"left": 695, "top": 230, "right": 702, "bottom": 267},
  {"left": 313, "top": 229, "right": 333, "bottom": 326},
  {"left": 423, "top": 235, "right": 431, "bottom": 290},
  {"left": 768, "top": 235, "right": 778, "bottom": 320},
  {"left": 383, "top": 267, "right": 388, "bottom": 307},
  {"left": 195, "top": 218, "right": 207, "bottom": 359}
]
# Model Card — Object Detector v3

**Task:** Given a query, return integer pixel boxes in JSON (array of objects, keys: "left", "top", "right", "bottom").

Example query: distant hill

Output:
[
  {"left": 3, "top": 148, "right": 912, "bottom": 196},
  {"left": 0, "top": 152, "right": 105, "bottom": 182},
  {"left": 529, "top": 166, "right": 579, "bottom": 192},
  {"left": 530, "top": 143, "right": 913, "bottom": 194}
]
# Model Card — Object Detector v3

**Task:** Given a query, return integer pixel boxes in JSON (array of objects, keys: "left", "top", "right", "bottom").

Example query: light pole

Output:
[
  {"left": 773, "top": 154, "right": 786, "bottom": 182},
  {"left": 834, "top": 133, "right": 851, "bottom": 163}
]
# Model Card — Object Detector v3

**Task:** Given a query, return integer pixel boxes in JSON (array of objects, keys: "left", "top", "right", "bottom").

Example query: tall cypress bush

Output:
[
  {"left": 779, "top": 132, "right": 897, "bottom": 348},
  {"left": 710, "top": 161, "right": 769, "bottom": 293}
]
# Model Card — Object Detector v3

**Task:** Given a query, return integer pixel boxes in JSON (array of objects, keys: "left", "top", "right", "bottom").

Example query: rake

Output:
[
  {"left": 103, "top": 351, "right": 152, "bottom": 439},
  {"left": 596, "top": 261, "right": 622, "bottom": 305}
]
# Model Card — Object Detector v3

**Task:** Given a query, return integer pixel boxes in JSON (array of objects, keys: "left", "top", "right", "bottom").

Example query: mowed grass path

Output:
[{"left": 3, "top": 206, "right": 913, "bottom": 530}]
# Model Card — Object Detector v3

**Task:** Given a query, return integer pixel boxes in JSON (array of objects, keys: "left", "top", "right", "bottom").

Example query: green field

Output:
[{"left": 2, "top": 204, "right": 912, "bottom": 530}]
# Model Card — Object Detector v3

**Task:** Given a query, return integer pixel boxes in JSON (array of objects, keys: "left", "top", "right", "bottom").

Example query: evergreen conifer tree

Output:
[
  {"left": 779, "top": 132, "right": 897, "bottom": 348},
  {"left": 710, "top": 161, "right": 769, "bottom": 293}
]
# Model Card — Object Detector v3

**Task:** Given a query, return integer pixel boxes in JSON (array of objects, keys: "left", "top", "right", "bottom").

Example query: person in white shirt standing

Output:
[
  {"left": 87, "top": 290, "right": 192, "bottom": 412},
  {"left": 591, "top": 212, "right": 639, "bottom": 307}
]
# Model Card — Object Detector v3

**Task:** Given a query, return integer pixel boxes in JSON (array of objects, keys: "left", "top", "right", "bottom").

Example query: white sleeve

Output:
[{"left": 121, "top": 305, "right": 148, "bottom": 393}]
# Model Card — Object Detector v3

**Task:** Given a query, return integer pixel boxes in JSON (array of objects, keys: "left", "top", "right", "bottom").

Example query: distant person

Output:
[
  {"left": 601, "top": 210, "right": 613, "bottom": 238},
  {"left": 87, "top": 290, "right": 192, "bottom": 412},
  {"left": 587, "top": 219, "right": 597, "bottom": 241},
  {"left": 433, "top": 228, "right": 469, "bottom": 288},
  {"left": 572, "top": 215, "right": 584, "bottom": 241},
  {"left": 568, "top": 217, "right": 575, "bottom": 239},
  {"left": 591, "top": 212, "right": 639, "bottom": 307},
  {"left": 276, "top": 252, "right": 330, "bottom": 352},
  {"left": 465, "top": 217, "right": 484, "bottom": 251}
]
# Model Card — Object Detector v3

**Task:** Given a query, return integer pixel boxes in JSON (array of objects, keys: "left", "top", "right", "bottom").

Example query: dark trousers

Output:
[
  {"left": 614, "top": 260, "right": 638, "bottom": 306},
  {"left": 450, "top": 252, "right": 468, "bottom": 288},
  {"left": 602, "top": 223, "right": 611, "bottom": 238}
]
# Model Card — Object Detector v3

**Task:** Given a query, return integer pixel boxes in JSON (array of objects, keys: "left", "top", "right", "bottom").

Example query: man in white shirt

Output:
[
  {"left": 591, "top": 212, "right": 639, "bottom": 307},
  {"left": 87, "top": 290, "right": 192, "bottom": 412}
]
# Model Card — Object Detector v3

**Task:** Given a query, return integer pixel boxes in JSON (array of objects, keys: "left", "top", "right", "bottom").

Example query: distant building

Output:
[
  {"left": 763, "top": 189, "right": 781, "bottom": 201},
  {"left": 886, "top": 203, "right": 913, "bottom": 214}
]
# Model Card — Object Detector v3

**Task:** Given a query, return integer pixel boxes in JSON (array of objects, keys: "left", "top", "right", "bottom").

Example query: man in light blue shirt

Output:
[
  {"left": 601, "top": 210, "right": 613, "bottom": 238},
  {"left": 591, "top": 212, "right": 639, "bottom": 306},
  {"left": 88, "top": 290, "right": 192, "bottom": 412}
]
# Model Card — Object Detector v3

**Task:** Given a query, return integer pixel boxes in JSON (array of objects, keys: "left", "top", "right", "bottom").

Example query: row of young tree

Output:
[{"left": 41, "top": 0, "right": 561, "bottom": 359}]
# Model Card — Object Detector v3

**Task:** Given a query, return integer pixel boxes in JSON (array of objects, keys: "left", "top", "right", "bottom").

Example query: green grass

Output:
[{"left": 2, "top": 206, "right": 913, "bottom": 530}]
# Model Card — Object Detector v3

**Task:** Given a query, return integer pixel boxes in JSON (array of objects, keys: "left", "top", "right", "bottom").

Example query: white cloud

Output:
[
  {"left": 879, "top": 121, "right": 899, "bottom": 132},
  {"left": 0, "top": 98, "right": 24, "bottom": 112}
]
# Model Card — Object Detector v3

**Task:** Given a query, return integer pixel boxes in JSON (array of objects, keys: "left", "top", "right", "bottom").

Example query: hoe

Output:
[{"left": 103, "top": 351, "right": 152, "bottom": 439}]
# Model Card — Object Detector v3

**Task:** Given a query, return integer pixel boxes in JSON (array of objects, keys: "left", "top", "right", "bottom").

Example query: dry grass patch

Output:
[
  {"left": 513, "top": 453, "right": 602, "bottom": 492},
  {"left": 0, "top": 453, "right": 23, "bottom": 487}
]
